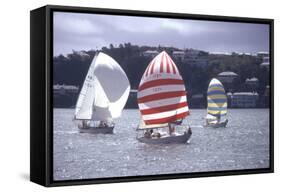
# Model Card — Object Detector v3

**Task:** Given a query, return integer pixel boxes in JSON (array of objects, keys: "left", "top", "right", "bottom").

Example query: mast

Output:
[{"left": 137, "top": 51, "right": 189, "bottom": 127}]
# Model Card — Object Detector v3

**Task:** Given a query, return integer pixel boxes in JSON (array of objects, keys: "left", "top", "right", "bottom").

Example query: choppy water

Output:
[{"left": 53, "top": 109, "right": 270, "bottom": 181}]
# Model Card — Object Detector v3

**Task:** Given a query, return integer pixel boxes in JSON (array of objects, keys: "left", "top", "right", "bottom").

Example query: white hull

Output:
[
  {"left": 205, "top": 120, "right": 228, "bottom": 128},
  {"left": 137, "top": 128, "right": 192, "bottom": 144},
  {"left": 78, "top": 126, "right": 114, "bottom": 134}
]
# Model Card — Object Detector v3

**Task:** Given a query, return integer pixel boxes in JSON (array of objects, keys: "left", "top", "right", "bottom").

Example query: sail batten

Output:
[
  {"left": 138, "top": 51, "right": 189, "bottom": 125},
  {"left": 207, "top": 78, "right": 227, "bottom": 118}
]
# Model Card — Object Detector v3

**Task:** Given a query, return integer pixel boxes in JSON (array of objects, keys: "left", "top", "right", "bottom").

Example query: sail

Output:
[
  {"left": 206, "top": 114, "right": 217, "bottom": 120},
  {"left": 75, "top": 55, "right": 98, "bottom": 120},
  {"left": 137, "top": 51, "right": 189, "bottom": 125},
  {"left": 138, "top": 119, "right": 168, "bottom": 130},
  {"left": 75, "top": 52, "right": 130, "bottom": 121},
  {"left": 207, "top": 78, "right": 227, "bottom": 118}
]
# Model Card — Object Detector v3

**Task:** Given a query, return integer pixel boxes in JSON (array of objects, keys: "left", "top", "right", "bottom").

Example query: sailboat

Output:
[
  {"left": 136, "top": 51, "right": 192, "bottom": 144},
  {"left": 74, "top": 52, "right": 130, "bottom": 134},
  {"left": 205, "top": 78, "right": 228, "bottom": 128}
]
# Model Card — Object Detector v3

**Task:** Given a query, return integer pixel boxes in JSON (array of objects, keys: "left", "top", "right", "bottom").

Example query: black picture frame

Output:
[{"left": 30, "top": 5, "right": 274, "bottom": 187}]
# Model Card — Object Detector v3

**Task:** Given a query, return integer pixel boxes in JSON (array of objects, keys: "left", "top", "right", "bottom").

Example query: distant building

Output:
[
  {"left": 264, "top": 85, "right": 270, "bottom": 97},
  {"left": 231, "top": 92, "right": 259, "bottom": 108},
  {"left": 217, "top": 71, "right": 238, "bottom": 84},
  {"left": 239, "top": 52, "right": 252, "bottom": 56},
  {"left": 245, "top": 77, "right": 259, "bottom": 90},
  {"left": 53, "top": 84, "right": 79, "bottom": 95},
  {"left": 142, "top": 50, "right": 159, "bottom": 58},
  {"left": 260, "top": 56, "right": 270, "bottom": 69},
  {"left": 209, "top": 52, "right": 232, "bottom": 56},
  {"left": 184, "top": 49, "right": 208, "bottom": 68},
  {"left": 53, "top": 84, "right": 79, "bottom": 108},
  {"left": 260, "top": 85, "right": 270, "bottom": 108},
  {"left": 69, "top": 51, "right": 90, "bottom": 61},
  {"left": 130, "top": 89, "right": 137, "bottom": 93},
  {"left": 257, "top": 51, "right": 269, "bottom": 58},
  {"left": 172, "top": 50, "right": 185, "bottom": 61}
]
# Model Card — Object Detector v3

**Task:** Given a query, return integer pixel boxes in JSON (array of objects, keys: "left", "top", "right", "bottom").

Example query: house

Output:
[
  {"left": 260, "top": 57, "right": 270, "bottom": 69},
  {"left": 231, "top": 92, "right": 259, "bottom": 108},
  {"left": 257, "top": 51, "right": 269, "bottom": 58},
  {"left": 209, "top": 52, "right": 232, "bottom": 56},
  {"left": 217, "top": 71, "right": 238, "bottom": 84},
  {"left": 172, "top": 50, "right": 185, "bottom": 61},
  {"left": 142, "top": 50, "right": 159, "bottom": 58},
  {"left": 53, "top": 84, "right": 79, "bottom": 95},
  {"left": 53, "top": 84, "right": 80, "bottom": 108},
  {"left": 245, "top": 77, "right": 259, "bottom": 90},
  {"left": 184, "top": 49, "right": 208, "bottom": 68}
]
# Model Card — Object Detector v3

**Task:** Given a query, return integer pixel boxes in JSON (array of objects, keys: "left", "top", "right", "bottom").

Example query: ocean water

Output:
[{"left": 53, "top": 109, "right": 270, "bottom": 181}]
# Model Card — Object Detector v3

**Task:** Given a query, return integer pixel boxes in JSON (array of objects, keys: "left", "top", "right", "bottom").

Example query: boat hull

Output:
[
  {"left": 137, "top": 128, "right": 192, "bottom": 144},
  {"left": 205, "top": 120, "right": 228, "bottom": 128},
  {"left": 78, "top": 126, "right": 114, "bottom": 134}
]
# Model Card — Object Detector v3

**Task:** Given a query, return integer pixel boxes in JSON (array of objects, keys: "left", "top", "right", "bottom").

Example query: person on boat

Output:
[
  {"left": 82, "top": 120, "right": 88, "bottom": 129},
  {"left": 187, "top": 126, "right": 192, "bottom": 135},
  {"left": 155, "top": 132, "right": 161, "bottom": 138},
  {"left": 99, "top": 121, "right": 108, "bottom": 127},
  {"left": 175, "top": 118, "right": 183, "bottom": 125},
  {"left": 144, "top": 129, "right": 152, "bottom": 138},
  {"left": 168, "top": 123, "right": 176, "bottom": 135},
  {"left": 151, "top": 131, "right": 161, "bottom": 138},
  {"left": 217, "top": 115, "right": 221, "bottom": 123},
  {"left": 225, "top": 119, "right": 229, "bottom": 125}
]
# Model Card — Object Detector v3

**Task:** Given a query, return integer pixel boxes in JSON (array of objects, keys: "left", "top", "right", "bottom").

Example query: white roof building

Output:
[
  {"left": 209, "top": 52, "right": 232, "bottom": 56},
  {"left": 172, "top": 50, "right": 185, "bottom": 61},
  {"left": 53, "top": 84, "right": 79, "bottom": 95},
  {"left": 218, "top": 71, "right": 238, "bottom": 76},
  {"left": 143, "top": 50, "right": 159, "bottom": 58},
  {"left": 184, "top": 49, "right": 208, "bottom": 68},
  {"left": 257, "top": 51, "right": 269, "bottom": 58},
  {"left": 260, "top": 57, "right": 270, "bottom": 68},
  {"left": 217, "top": 71, "right": 238, "bottom": 84},
  {"left": 231, "top": 92, "right": 259, "bottom": 108}
]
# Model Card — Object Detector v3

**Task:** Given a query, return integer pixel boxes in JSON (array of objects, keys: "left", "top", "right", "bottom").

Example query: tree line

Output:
[{"left": 53, "top": 43, "right": 269, "bottom": 107}]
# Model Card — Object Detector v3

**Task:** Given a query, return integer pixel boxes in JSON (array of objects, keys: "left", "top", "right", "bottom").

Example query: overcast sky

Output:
[{"left": 53, "top": 12, "right": 269, "bottom": 56}]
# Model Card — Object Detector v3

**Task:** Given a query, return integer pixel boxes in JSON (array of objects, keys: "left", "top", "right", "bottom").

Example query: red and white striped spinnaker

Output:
[{"left": 137, "top": 51, "right": 189, "bottom": 125}]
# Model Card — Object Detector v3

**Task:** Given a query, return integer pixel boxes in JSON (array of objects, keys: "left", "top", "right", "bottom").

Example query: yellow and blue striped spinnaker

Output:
[{"left": 207, "top": 78, "right": 227, "bottom": 117}]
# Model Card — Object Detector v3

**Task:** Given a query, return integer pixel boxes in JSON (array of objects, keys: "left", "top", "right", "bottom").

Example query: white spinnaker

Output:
[
  {"left": 91, "top": 76, "right": 112, "bottom": 121},
  {"left": 75, "top": 55, "right": 97, "bottom": 120},
  {"left": 75, "top": 52, "right": 130, "bottom": 121}
]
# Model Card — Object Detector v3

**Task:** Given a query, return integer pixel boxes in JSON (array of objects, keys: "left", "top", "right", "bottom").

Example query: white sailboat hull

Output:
[
  {"left": 204, "top": 119, "right": 228, "bottom": 128},
  {"left": 137, "top": 127, "right": 192, "bottom": 144},
  {"left": 78, "top": 126, "right": 114, "bottom": 134}
]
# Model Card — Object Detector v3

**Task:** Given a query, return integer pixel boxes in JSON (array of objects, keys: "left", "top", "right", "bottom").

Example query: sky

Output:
[{"left": 53, "top": 12, "right": 270, "bottom": 56}]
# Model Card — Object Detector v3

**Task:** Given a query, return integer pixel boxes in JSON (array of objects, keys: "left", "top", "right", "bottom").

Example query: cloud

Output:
[
  {"left": 161, "top": 20, "right": 191, "bottom": 34},
  {"left": 54, "top": 12, "right": 103, "bottom": 35},
  {"left": 53, "top": 12, "right": 269, "bottom": 56}
]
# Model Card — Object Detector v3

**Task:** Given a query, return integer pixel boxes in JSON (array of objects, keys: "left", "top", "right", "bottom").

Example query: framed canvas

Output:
[{"left": 30, "top": 5, "right": 274, "bottom": 187}]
